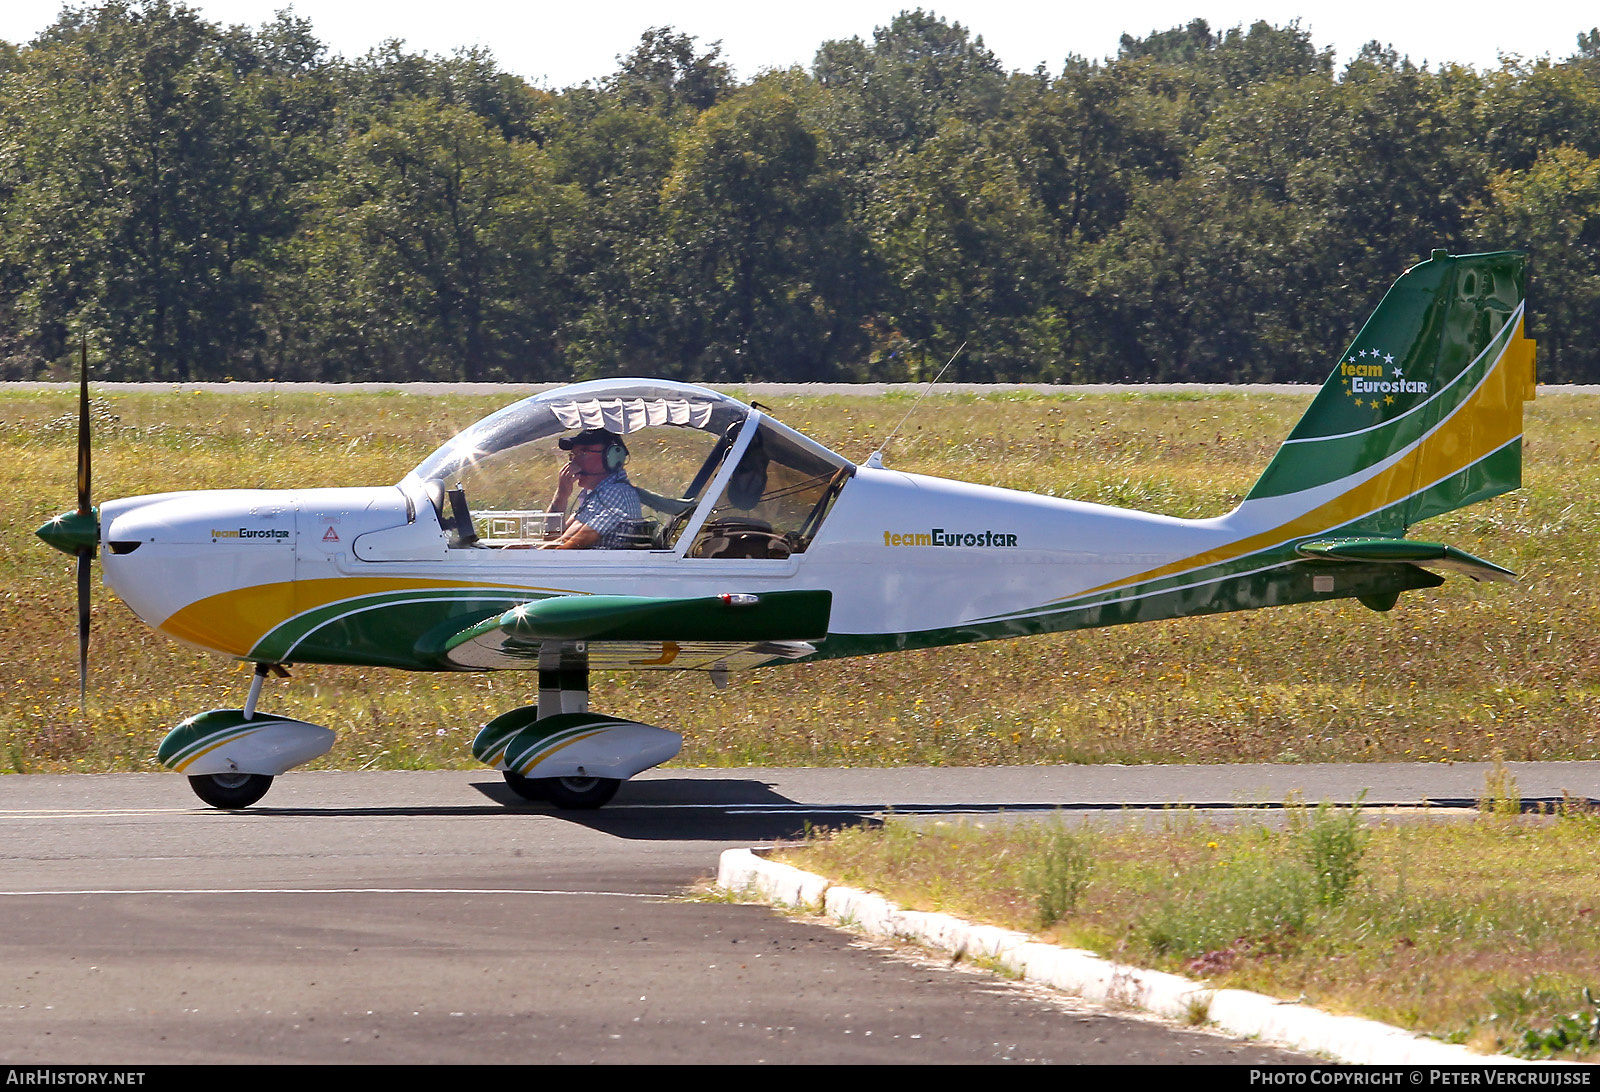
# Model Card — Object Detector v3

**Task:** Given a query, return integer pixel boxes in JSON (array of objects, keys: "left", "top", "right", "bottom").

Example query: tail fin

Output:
[{"left": 1244, "top": 250, "right": 1535, "bottom": 536}]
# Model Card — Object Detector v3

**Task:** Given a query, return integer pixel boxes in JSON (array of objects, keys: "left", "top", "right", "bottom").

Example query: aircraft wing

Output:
[
  {"left": 437, "top": 590, "right": 831, "bottom": 672},
  {"left": 1295, "top": 538, "right": 1516, "bottom": 583}
]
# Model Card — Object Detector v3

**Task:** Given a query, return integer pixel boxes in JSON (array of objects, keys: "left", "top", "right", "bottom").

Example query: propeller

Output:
[
  {"left": 36, "top": 340, "right": 98, "bottom": 708},
  {"left": 75, "top": 341, "right": 91, "bottom": 707}
]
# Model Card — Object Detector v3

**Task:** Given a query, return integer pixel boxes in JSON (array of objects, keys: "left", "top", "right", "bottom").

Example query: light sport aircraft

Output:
[{"left": 38, "top": 249, "right": 1535, "bottom": 810}]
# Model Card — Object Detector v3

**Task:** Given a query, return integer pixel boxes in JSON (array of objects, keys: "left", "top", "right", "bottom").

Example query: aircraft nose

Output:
[{"left": 36, "top": 508, "right": 99, "bottom": 556}]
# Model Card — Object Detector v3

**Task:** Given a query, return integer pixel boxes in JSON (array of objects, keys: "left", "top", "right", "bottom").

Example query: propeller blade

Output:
[
  {"left": 77, "top": 337, "right": 90, "bottom": 515},
  {"left": 75, "top": 338, "right": 91, "bottom": 708},
  {"left": 77, "top": 548, "right": 90, "bottom": 707}
]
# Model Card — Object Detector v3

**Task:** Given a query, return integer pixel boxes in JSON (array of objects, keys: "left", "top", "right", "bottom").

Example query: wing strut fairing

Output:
[{"left": 439, "top": 590, "right": 831, "bottom": 671}]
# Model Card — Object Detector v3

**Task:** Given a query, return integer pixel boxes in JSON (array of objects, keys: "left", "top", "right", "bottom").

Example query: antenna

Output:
[{"left": 865, "top": 341, "right": 965, "bottom": 469}]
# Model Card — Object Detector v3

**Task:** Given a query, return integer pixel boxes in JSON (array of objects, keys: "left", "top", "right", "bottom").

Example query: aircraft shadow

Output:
[
  {"left": 472, "top": 782, "right": 1596, "bottom": 842},
  {"left": 475, "top": 776, "right": 881, "bottom": 841},
  {"left": 231, "top": 778, "right": 1591, "bottom": 844},
  {"left": 233, "top": 777, "right": 879, "bottom": 841}
]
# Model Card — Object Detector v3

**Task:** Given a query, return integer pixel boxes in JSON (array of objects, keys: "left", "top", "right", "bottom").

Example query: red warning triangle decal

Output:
[{"left": 322, "top": 526, "right": 339, "bottom": 542}]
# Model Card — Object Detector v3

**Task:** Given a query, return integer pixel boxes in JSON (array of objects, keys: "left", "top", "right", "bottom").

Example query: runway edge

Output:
[{"left": 716, "top": 848, "right": 1533, "bottom": 1066}]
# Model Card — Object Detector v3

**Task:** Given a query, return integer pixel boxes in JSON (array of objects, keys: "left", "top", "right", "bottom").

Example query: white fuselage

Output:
[{"left": 97, "top": 465, "right": 1257, "bottom": 661}]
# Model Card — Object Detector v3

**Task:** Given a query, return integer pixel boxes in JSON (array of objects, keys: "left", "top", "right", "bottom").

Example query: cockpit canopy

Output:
[{"left": 406, "top": 379, "right": 854, "bottom": 556}]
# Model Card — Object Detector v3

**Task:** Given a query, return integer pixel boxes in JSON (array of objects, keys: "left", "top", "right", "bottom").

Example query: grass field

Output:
[
  {"left": 3, "top": 386, "right": 1597, "bottom": 773},
  {"left": 780, "top": 793, "right": 1600, "bottom": 1060}
]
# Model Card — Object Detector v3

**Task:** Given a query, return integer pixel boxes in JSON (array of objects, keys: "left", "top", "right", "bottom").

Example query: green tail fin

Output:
[{"left": 1243, "top": 250, "right": 1535, "bottom": 535}]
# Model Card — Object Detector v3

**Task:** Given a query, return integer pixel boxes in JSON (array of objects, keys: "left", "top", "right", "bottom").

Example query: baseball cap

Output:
[{"left": 558, "top": 428, "right": 624, "bottom": 450}]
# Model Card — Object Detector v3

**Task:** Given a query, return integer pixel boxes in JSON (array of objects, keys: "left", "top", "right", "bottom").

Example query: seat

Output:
[
  {"left": 635, "top": 487, "right": 696, "bottom": 516},
  {"left": 689, "top": 517, "right": 791, "bottom": 559}
]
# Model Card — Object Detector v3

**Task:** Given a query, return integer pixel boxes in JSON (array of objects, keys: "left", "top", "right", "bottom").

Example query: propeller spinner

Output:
[{"left": 35, "top": 342, "right": 97, "bottom": 706}]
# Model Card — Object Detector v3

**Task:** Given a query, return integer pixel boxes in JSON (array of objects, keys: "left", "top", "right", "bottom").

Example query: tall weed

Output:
[
  {"left": 1480, "top": 758, "right": 1523, "bottom": 818},
  {"left": 1296, "top": 796, "right": 1369, "bottom": 906},
  {"left": 1022, "top": 823, "right": 1092, "bottom": 926}
]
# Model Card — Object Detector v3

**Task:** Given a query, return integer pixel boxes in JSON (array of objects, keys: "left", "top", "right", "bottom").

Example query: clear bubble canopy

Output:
[{"left": 407, "top": 379, "right": 754, "bottom": 487}]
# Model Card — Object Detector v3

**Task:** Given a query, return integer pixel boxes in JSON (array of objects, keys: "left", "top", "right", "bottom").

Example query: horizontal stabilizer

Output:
[{"left": 1296, "top": 538, "right": 1516, "bottom": 583}]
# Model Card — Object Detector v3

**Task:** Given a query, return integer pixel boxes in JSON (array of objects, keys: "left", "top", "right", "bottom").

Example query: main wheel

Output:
[
  {"left": 540, "top": 776, "right": 620, "bottom": 810},
  {"left": 188, "top": 772, "right": 273, "bottom": 809},
  {"left": 502, "top": 770, "right": 547, "bottom": 801}
]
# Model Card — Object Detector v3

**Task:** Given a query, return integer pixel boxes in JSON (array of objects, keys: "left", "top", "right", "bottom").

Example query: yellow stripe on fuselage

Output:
[
  {"left": 1060, "top": 319, "right": 1531, "bottom": 603},
  {"left": 159, "top": 577, "right": 569, "bottom": 658}
]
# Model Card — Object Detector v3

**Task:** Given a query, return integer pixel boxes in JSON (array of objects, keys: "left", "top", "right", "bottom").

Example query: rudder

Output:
[{"left": 1243, "top": 250, "right": 1535, "bottom": 536}]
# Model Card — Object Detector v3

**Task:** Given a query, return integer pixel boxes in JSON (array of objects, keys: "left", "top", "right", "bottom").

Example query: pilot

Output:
[{"left": 542, "top": 428, "right": 642, "bottom": 549}]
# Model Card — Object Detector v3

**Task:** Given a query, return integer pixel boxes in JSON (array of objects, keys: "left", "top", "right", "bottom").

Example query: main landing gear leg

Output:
[{"left": 500, "top": 644, "right": 621, "bottom": 810}]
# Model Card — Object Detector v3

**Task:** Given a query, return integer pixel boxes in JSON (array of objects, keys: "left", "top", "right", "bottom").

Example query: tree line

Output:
[{"left": 3, "top": 2, "right": 1600, "bottom": 384}]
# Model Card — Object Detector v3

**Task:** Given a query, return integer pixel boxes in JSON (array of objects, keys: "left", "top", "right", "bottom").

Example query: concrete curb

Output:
[{"left": 717, "top": 848, "right": 1526, "bottom": 1065}]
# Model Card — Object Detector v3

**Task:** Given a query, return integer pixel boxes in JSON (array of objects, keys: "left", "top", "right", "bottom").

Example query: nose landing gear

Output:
[{"left": 158, "top": 663, "right": 333, "bottom": 810}]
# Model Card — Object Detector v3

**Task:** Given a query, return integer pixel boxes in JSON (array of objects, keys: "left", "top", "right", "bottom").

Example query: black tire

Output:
[
  {"left": 502, "top": 770, "right": 547, "bottom": 801},
  {"left": 188, "top": 772, "right": 273, "bottom": 809},
  {"left": 540, "top": 776, "right": 620, "bottom": 810}
]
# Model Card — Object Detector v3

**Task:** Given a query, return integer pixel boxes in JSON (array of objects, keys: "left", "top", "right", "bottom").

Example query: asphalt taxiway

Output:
[{"left": 5, "top": 763, "right": 1596, "bottom": 1064}]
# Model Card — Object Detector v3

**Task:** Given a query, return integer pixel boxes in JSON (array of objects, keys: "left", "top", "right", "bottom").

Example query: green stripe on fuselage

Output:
[
  {"left": 805, "top": 560, "right": 1442, "bottom": 662},
  {"left": 251, "top": 589, "right": 546, "bottom": 668}
]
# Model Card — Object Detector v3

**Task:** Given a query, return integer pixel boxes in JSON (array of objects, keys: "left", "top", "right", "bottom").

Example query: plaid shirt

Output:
[{"left": 571, "top": 469, "right": 642, "bottom": 548}]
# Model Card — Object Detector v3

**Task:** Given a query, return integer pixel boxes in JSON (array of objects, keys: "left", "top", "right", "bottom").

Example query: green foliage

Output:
[
  {"left": 0, "top": 1, "right": 300, "bottom": 378},
  {"left": 872, "top": 117, "right": 1067, "bottom": 378},
  {"left": 1141, "top": 835, "right": 1314, "bottom": 959},
  {"left": 1139, "top": 799, "right": 1369, "bottom": 958},
  {"left": 1518, "top": 989, "right": 1600, "bottom": 1058},
  {"left": 813, "top": 9, "right": 1004, "bottom": 154},
  {"left": 658, "top": 73, "right": 872, "bottom": 379},
  {"left": 1120, "top": 18, "right": 1333, "bottom": 90},
  {"left": 1477, "top": 144, "right": 1600, "bottom": 383},
  {"left": 1489, "top": 985, "right": 1600, "bottom": 1058},
  {"left": 1295, "top": 797, "right": 1370, "bottom": 906},
  {"left": 6, "top": 5, "right": 1600, "bottom": 381},
  {"left": 607, "top": 27, "right": 730, "bottom": 118},
  {"left": 304, "top": 97, "right": 562, "bottom": 381},
  {"left": 1023, "top": 823, "right": 1093, "bottom": 926}
]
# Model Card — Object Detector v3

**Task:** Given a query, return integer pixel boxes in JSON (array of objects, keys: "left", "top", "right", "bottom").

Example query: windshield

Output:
[
  {"left": 408, "top": 379, "right": 750, "bottom": 489},
  {"left": 684, "top": 418, "right": 853, "bottom": 559},
  {"left": 403, "top": 379, "right": 852, "bottom": 551}
]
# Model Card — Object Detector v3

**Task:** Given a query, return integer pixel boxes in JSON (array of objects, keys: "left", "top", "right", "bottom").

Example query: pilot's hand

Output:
[{"left": 557, "top": 461, "right": 581, "bottom": 492}]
